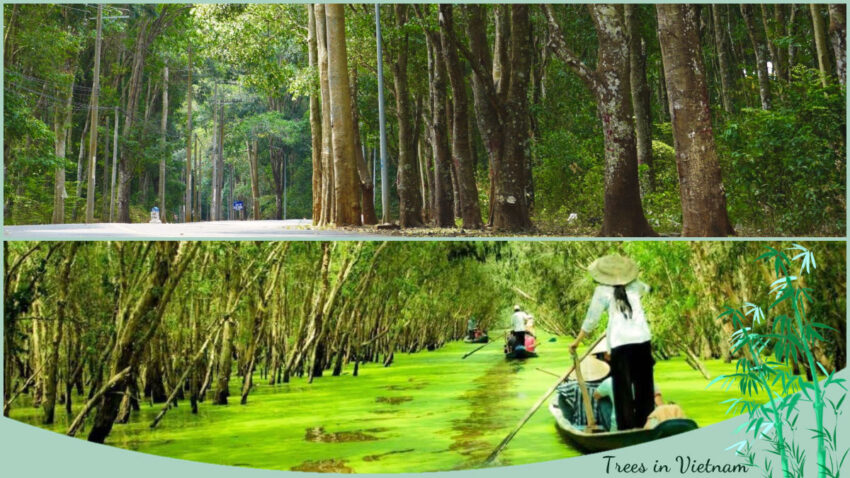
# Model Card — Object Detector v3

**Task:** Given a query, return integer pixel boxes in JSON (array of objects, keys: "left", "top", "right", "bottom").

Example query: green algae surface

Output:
[{"left": 9, "top": 334, "right": 747, "bottom": 473}]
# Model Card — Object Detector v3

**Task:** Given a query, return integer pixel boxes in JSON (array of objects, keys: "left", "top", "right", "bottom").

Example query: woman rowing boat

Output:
[{"left": 569, "top": 254, "right": 655, "bottom": 431}]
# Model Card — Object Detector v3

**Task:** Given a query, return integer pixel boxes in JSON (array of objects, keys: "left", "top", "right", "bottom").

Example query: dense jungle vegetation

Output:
[{"left": 4, "top": 4, "right": 846, "bottom": 235}]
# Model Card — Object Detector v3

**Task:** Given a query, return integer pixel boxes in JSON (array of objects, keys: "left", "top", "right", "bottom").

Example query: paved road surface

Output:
[{"left": 3, "top": 220, "right": 390, "bottom": 240}]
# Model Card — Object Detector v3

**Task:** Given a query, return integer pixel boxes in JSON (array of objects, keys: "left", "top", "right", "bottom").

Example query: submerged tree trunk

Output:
[
  {"left": 212, "top": 318, "right": 234, "bottom": 405},
  {"left": 86, "top": 242, "right": 191, "bottom": 443},
  {"left": 42, "top": 243, "right": 79, "bottom": 424},
  {"left": 657, "top": 4, "right": 735, "bottom": 237}
]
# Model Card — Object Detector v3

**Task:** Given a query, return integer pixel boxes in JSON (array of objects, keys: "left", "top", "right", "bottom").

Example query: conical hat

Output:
[
  {"left": 587, "top": 255, "right": 639, "bottom": 286},
  {"left": 589, "top": 340, "right": 609, "bottom": 357},
  {"left": 566, "top": 356, "right": 611, "bottom": 382}
]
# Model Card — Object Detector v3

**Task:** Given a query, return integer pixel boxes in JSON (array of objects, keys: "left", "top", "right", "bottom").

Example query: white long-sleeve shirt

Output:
[
  {"left": 511, "top": 311, "right": 529, "bottom": 332},
  {"left": 581, "top": 280, "right": 651, "bottom": 351}
]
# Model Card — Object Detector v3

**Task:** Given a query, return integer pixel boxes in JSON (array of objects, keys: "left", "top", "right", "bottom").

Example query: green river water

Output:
[{"left": 9, "top": 334, "right": 744, "bottom": 473}]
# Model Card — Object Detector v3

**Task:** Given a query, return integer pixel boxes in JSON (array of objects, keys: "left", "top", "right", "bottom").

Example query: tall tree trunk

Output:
[
  {"left": 160, "top": 64, "right": 168, "bottom": 222},
  {"left": 216, "top": 105, "right": 225, "bottom": 220},
  {"left": 657, "top": 4, "right": 735, "bottom": 237},
  {"left": 117, "top": 18, "right": 150, "bottom": 223},
  {"left": 811, "top": 4, "right": 832, "bottom": 87},
  {"left": 101, "top": 115, "right": 110, "bottom": 220},
  {"left": 420, "top": 13, "right": 454, "bottom": 227},
  {"left": 625, "top": 5, "right": 653, "bottom": 194},
  {"left": 109, "top": 107, "right": 118, "bottom": 222},
  {"left": 85, "top": 5, "right": 102, "bottom": 223},
  {"left": 211, "top": 84, "right": 219, "bottom": 221},
  {"left": 391, "top": 5, "right": 425, "bottom": 227},
  {"left": 307, "top": 5, "right": 323, "bottom": 225},
  {"left": 249, "top": 138, "right": 260, "bottom": 220},
  {"left": 712, "top": 5, "right": 735, "bottom": 113},
  {"left": 788, "top": 6, "right": 800, "bottom": 77},
  {"left": 72, "top": 105, "right": 90, "bottom": 222},
  {"left": 315, "top": 5, "right": 335, "bottom": 226},
  {"left": 760, "top": 5, "right": 782, "bottom": 81},
  {"left": 495, "top": 5, "right": 533, "bottom": 231},
  {"left": 772, "top": 6, "right": 789, "bottom": 83},
  {"left": 828, "top": 5, "right": 846, "bottom": 84},
  {"left": 348, "top": 70, "right": 378, "bottom": 225},
  {"left": 740, "top": 5, "right": 772, "bottom": 109},
  {"left": 545, "top": 4, "right": 655, "bottom": 236},
  {"left": 326, "top": 4, "right": 362, "bottom": 226},
  {"left": 460, "top": 5, "right": 532, "bottom": 232}
]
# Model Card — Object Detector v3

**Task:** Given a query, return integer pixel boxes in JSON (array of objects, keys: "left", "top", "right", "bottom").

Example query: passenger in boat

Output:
[
  {"left": 510, "top": 305, "right": 529, "bottom": 351},
  {"left": 467, "top": 317, "right": 477, "bottom": 340},
  {"left": 526, "top": 315, "right": 536, "bottom": 337},
  {"left": 524, "top": 333, "right": 536, "bottom": 352},
  {"left": 593, "top": 376, "right": 617, "bottom": 431},
  {"left": 570, "top": 255, "right": 655, "bottom": 431},
  {"left": 643, "top": 388, "right": 686, "bottom": 429}
]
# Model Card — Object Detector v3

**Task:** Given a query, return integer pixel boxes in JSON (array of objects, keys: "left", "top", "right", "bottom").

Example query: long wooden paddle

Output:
[
  {"left": 483, "top": 334, "right": 606, "bottom": 465},
  {"left": 462, "top": 340, "right": 493, "bottom": 359},
  {"left": 571, "top": 348, "right": 598, "bottom": 432}
]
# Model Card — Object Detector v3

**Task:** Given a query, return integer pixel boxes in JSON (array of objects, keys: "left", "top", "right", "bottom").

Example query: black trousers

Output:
[
  {"left": 511, "top": 331, "right": 526, "bottom": 350},
  {"left": 610, "top": 340, "right": 655, "bottom": 430}
]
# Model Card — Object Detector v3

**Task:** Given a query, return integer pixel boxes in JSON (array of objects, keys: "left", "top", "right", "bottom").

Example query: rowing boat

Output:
[
  {"left": 464, "top": 335, "right": 489, "bottom": 344},
  {"left": 504, "top": 345, "right": 538, "bottom": 359},
  {"left": 548, "top": 398, "right": 698, "bottom": 453}
]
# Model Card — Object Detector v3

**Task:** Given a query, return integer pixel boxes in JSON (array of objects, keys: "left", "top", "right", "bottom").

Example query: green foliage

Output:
[
  {"left": 716, "top": 68, "right": 846, "bottom": 236},
  {"left": 639, "top": 141, "right": 682, "bottom": 233},
  {"left": 710, "top": 245, "right": 848, "bottom": 477}
]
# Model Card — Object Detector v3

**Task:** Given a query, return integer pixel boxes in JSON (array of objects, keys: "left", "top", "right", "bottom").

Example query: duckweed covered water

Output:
[{"left": 9, "top": 334, "right": 744, "bottom": 473}]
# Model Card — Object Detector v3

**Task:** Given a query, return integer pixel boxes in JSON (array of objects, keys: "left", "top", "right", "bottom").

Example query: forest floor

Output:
[{"left": 9, "top": 332, "right": 753, "bottom": 473}]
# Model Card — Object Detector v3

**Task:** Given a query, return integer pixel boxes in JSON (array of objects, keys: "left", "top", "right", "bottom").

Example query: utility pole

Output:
[
  {"left": 185, "top": 45, "right": 193, "bottom": 222},
  {"left": 283, "top": 155, "right": 287, "bottom": 220},
  {"left": 159, "top": 63, "right": 168, "bottom": 222},
  {"left": 109, "top": 106, "right": 118, "bottom": 221},
  {"left": 376, "top": 4, "right": 390, "bottom": 223},
  {"left": 85, "top": 4, "right": 103, "bottom": 223}
]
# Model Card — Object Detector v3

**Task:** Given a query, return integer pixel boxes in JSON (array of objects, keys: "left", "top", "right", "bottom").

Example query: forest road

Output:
[{"left": 3, "top": 219, "right": 389, "bottom": 240}]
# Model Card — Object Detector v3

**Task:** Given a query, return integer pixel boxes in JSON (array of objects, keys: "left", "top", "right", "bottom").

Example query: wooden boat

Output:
[
  {"left": 504, "top": 345, "right": 538, "bottom": 359},
  {"left": 464, "top": 335, "right": 489, "bottom": 344},
  {"left": 548, "top": 399, "right": 698, "bottom": 453}
]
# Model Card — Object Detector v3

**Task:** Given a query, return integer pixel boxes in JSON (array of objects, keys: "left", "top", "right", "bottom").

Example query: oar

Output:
[
  {"left": 462, "top": 340, "right": 493, "bottom": 359},
  {"left": 571, "top": 348, "right": 598, "bottom": 432},
  {"left": 483, "top": 334, "right": 606, "bottom": 465},
  {"left": 536, "top": 367, "right": 560, "bottom": 378}
]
